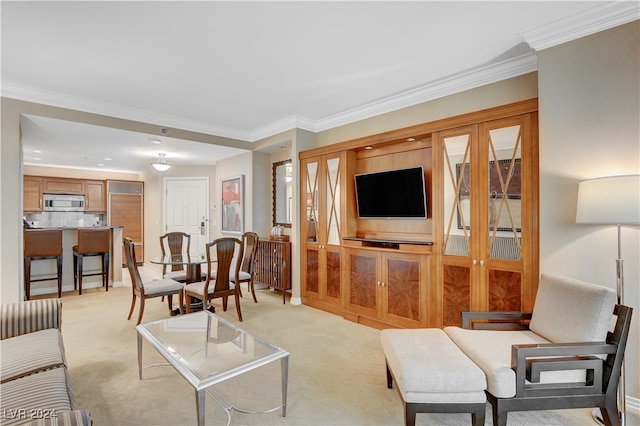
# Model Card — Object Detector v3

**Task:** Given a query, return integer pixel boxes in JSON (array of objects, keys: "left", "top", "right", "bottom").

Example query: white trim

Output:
[
  {"left": 519, "top": 2, "right": 640, "bottom": 51},
  {"left": 627, "top": 395, "right": 640, "bottom": 416},
  {"left": 289, "top": 296, "right": 302, "bottom": 306}
]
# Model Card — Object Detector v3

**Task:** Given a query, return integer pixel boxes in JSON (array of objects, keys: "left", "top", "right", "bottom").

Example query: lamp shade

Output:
[
  {"left": 151, "top": 153, "right": 171, "bottom": 172},
  {"left": 576, "top": 175, "right": 640, "bottom": 225}
]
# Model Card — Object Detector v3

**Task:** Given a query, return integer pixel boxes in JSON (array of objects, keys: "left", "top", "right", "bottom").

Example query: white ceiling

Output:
[{"left": 2, "top": 1, "right": 637, "bottom": 173}]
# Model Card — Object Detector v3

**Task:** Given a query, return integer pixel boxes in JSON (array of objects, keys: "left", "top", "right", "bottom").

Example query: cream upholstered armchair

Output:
[{"left": 444, "top": 273, "right": 633, "bottom": 426}]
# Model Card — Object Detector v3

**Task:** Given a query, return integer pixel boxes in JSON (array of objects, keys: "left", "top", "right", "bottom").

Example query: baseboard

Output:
[{"left": 627, "top": 395, "right": 640, "bottom": 416}]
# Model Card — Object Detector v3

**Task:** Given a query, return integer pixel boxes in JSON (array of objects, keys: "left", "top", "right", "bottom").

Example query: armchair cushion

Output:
[
  {"left": 529, "top": 273, "right": 615, "bottom": 343},
  {"left": 444, "top": 328, "right": 548, "bottom": 398},
  {"left": 0, "top": 329, "right": 66, "bottom": 383}
]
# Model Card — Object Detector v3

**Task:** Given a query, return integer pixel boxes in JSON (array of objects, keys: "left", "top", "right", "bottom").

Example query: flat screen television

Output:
[{"left": 355, "top": 166, "right": 427, "bottom": 219}]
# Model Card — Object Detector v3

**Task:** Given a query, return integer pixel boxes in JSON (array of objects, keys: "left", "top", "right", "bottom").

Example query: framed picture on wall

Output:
[{"left": 221, "top": 175, "right": 244, "bottom": 234}]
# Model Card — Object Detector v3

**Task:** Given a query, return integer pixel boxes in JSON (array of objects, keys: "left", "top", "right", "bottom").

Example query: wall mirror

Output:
[{"left": 272, "top": 159, "right": 293, "bottom": 228}]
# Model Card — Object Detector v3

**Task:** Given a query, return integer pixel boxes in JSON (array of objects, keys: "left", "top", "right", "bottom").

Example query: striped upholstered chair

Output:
[{"left": 0, "top": 299, "right": 92, "bottom": 426}]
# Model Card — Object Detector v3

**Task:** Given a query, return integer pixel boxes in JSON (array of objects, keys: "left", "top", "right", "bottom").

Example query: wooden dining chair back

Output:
[
  {"left": 184, "top": 237, "right": 244, "bottom": 321},
  {"left": 159, "top": 232, "right": 191, "bottom": 282},
  {"left": 234, "top": 232, "right": 260, "bottom": 302},
  {"left": 24, "top": 229, "right": 63, "bottom": 299},
  {"left": 123, "top": 237, "right": 185, "bottom": 325}
]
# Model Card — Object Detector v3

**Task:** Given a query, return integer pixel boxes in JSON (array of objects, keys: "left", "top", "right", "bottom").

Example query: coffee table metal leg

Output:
[
  {"left": 137, "top": 332, "right": 143, "bottom": 380},
  {"left": 196, "top": 389, "right": 205, "bottom": 426},
  {"left": 281, "top": 355, "right": 289, "bottom": 417}
]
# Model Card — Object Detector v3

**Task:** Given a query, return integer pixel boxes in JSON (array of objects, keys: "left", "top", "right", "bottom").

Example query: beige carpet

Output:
[{"left": 49, "top": 268, "right": 607, "bottom": 425}]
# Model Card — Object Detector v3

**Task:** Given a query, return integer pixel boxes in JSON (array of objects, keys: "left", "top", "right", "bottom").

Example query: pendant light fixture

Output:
[{"left": 151, "top": 153, "right": 171, "bottom": 172}]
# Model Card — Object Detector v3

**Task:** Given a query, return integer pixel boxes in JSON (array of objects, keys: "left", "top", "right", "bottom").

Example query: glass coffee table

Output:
[{"left": 136, "top": 311, "right": 289, "bottom": 425}]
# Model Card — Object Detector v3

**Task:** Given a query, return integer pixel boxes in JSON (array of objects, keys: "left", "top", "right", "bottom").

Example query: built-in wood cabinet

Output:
[
  {"left": 43, "top": 177, "right": 85, "bottom": 194},
  {"left": 343, "top": 241, "right": 431, "bottom": 329},
  {"left": 85, "top": 180, "right": 106, "bottom": 212},
  {"left": 433, "top": 109, "right": 538, "bottom": 327},
  {"left": 23, "top": 176, "right": 43, "bottom": 213},
  {"left": 108, "top": 180, "right": 144, "bottom": 265},
  {"left": 300, "top": 151, "right": 353, "bottom": 315},
  {"left": 23, "top": 176, "right": 107, "bottom": 213},
  {"left": 298, "top": 99, "right": 539, "bottom": 330},
  {"left": 254, "top": 239, "right": 291, "bottom": 303}
]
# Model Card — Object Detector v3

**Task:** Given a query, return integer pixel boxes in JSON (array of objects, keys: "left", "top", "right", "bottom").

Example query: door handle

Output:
[{"left": 200, "top": 221, "right": 205, "bottom": 235}]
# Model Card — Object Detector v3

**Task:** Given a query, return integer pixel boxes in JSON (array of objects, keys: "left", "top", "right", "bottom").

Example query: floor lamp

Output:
[{"left": 576, "top": 174, "right": 640, "bottom": 426}]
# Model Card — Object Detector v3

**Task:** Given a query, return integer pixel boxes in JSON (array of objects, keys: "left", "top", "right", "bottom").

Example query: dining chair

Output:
[
  {"left": 159, "top": 232, "right": 191, "bottom": 282},
  {"left": 123, "top": 237, "right": 185, "bottom": 325},
  {"left": 184, "top": 237, "right": 244, "bottom": 321},
  {"left": 233, "top": 232, "right": 260, "bottom": 303}
]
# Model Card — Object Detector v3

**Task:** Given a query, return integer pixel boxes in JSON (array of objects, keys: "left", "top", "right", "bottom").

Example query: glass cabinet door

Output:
[{"left": 441, "top": 127, "right": 476, "bottom": 326}]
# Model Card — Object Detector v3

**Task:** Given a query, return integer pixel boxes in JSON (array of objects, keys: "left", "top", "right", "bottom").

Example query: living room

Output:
[{"left": 1, "top": 2, "right": 639, "bottom": 425}]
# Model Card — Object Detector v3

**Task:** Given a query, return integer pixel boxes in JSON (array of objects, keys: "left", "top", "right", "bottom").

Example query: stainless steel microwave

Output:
[{"left": 43, "top": 194, "right": 85, "bottom": 212}]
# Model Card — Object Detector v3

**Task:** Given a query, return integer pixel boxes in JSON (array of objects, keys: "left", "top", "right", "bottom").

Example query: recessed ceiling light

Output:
[
  {"left": 33, "top": 157, "right": 41, "bottom": 161},
  {"left": 150, "top": 139, "right": 161, "bottom": 145},
  {"left": 97, "top": 163, "right": 104, "bottom": 167},
  {"left": 104, "top": 157, "right": 112, "bottom": 161},
  {"left": 33, "top": 150, "right": 42, "bottom": 154}
]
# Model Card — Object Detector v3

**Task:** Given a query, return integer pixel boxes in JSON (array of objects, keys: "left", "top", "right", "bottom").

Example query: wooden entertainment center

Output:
[{"left": 299, "top": 99, "right": 539, "bottom": 329}]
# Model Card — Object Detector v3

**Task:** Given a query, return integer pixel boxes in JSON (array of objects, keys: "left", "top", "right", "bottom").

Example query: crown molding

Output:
[
  {"left": 519, "top": 2, "right": 640, "bottom": 51},
  {"left": 0, "top": 82, "right": 252, "bottom": 142},
  {"left": 311, "top": 52, "right": 538, "bottom": 133}
]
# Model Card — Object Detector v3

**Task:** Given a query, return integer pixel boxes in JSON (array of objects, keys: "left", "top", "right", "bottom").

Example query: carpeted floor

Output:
[{"left": 49, "top": 268, "right": 611, "bottom": 425}]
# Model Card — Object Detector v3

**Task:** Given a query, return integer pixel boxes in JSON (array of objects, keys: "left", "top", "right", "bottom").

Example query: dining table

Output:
[{"left": 149, "top": 253, "right": 213, "bottom": 284}]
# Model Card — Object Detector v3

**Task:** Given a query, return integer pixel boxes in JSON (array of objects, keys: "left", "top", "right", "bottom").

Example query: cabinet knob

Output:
[
  {"left": 479, "top": 260, "right": 485, "bottom": 266},
  {"left": 472, "top": 259, "right": 477, "bottom": 266}
]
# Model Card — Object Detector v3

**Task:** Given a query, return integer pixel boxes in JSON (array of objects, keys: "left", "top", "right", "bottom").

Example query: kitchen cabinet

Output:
[
  {"left": 43, "top": 177, "right": 85, "bottom": 194},
  {"left": 254, "top": 239, "right": 291, "bottom": 303},
  {"left": 300, "top": 151, "right": 353, "bottom": 315},
  {"left": 433, "top": 111, "right": 538, "bottom": 326},
  {"left": 85, "top": 180, "right": 106, "bottom": 212},
  {"left": 344, "top": 244, "right": 430, "bottom": 329},
  {"left": 23, "top": 176, "right": 43, "bottom": 213}
]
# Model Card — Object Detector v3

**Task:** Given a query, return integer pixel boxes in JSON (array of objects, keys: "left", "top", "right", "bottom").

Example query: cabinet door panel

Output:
[
  {"left": 442, "top": 264, "right": 471, "bottom": 326},
  {"left": 348, "top": 251, "right": 377, "bottom": 315},
  {"left": 385, "top": 257, "right": 421, "bottom": 322},
  {"left": 305, "top": 249, "right": 319, "bottom": 294},
  {"left": 488, "top": 269, "right": 521, "bottom": 311},
  {"left": 326, "top": 250, "right": 341, "bottom": 299},
  {"left": 24, "top": 176, "right": 43, "bottom": 212}
]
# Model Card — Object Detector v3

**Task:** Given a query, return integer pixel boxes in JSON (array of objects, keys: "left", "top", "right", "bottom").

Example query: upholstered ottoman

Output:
[{"left": 380, "top": 328, "right": 487, "bottom": 426}]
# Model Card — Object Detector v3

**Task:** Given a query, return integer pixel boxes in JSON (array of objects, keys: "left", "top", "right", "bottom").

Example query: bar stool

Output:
[
  {"left": 24, "top": 229, "right": 63, "bottom": 300},
  {"left": 73, "top": 228, "right": 110, "bottom": 295}
]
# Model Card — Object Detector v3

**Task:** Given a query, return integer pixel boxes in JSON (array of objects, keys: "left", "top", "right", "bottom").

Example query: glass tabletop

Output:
[
  {"left": 136, "top": 311, "right": 288, "bottom": 389},
  {"left": 149, "top": 254, "right": 209, "bottom": 266}
]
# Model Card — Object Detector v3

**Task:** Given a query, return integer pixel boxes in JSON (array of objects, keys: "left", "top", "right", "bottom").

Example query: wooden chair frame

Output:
[
  {"left": 124, "top": 237, "right": 184, "bottom": 325},
  {"left": 185, "top": 237, "right": 244, "bottom": 321},
  {"left": 463, "top": 305, "right": 633, "bottom": 426},
  {"left": 236, "top": 232, "right": 259, "bottom": 302}
]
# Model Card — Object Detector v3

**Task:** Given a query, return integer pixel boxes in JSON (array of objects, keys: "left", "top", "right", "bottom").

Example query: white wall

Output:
[{"left": 538, "top": 21, "right": 639, "bottom": 402}]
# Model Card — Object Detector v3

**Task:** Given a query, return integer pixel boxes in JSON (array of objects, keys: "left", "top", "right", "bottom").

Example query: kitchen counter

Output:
[{"left": 24, "top": 226, "right": 124, "bottom": 298}]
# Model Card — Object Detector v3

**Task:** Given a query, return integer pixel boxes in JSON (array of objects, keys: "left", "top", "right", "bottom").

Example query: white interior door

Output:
[{"left": 164, "top": 178, "right": 209, "bottom": 255}]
